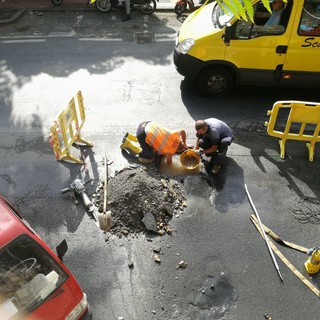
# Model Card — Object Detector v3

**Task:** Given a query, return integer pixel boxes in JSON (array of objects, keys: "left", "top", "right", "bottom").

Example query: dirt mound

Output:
[{"left": 93, "top": 166, "right": 187, "bottom": 238}]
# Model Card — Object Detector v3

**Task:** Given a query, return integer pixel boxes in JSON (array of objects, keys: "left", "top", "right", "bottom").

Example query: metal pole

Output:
[{"left": 245, "top": 184, "right": 284, "bottom": 283}]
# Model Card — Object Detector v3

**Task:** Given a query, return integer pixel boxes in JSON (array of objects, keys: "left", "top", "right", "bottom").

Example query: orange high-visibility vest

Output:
[{"left": 145, "top": 122, "right": 181, "bottom": 155}]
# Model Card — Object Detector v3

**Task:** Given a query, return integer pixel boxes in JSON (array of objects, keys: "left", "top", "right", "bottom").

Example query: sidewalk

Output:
[{"left": 0, "top": 0, "right": 176, "bottom": 24}]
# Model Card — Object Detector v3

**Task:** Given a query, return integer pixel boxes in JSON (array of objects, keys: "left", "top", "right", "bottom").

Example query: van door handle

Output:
[{"left": 276, "top": 45, "right": 288, "bottom": 54}]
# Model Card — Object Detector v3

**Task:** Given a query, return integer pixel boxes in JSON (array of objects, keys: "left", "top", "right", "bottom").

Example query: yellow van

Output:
[{"left": 174, "top": 0, "right": 320, "bottom": 96}]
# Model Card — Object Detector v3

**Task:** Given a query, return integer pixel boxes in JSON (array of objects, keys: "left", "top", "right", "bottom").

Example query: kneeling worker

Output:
[
  {"left": 122, "top": 121, "right": 190, "bottom": 165},
  {"left": 137, "top": 121, "right": 191, "bottom": 165},
  {"left": 195, "top": 118, "right": 234, "bottom": 174}
]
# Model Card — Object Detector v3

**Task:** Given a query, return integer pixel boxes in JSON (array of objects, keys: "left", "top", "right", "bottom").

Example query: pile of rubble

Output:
[{"left": 92, "top": 165, "right": 187, "bottom": 238}]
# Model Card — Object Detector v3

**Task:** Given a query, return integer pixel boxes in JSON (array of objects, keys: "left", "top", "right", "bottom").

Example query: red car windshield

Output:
[{"left": 0, "top": 235, "right": 68, "bottom": 319}]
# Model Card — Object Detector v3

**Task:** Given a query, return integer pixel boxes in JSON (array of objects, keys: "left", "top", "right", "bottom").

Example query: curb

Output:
[{"left": 0, "top": 4, "right": 176, "bottom": 24}]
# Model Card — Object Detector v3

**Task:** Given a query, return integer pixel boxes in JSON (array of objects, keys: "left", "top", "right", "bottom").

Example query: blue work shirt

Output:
[
  {"left": 203, "top": 118, "right": 234, "bottom": 145},
  {"left": 265, "top": 9, "right": 284, "bottom": 26}
]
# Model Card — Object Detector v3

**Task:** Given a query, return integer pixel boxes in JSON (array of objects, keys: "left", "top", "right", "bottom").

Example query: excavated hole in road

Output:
[{"left": 92, "top": 165, "right": 187, "bottom": 238}]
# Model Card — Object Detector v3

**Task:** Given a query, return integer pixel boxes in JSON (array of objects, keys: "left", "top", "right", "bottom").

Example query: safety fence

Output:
[
  {"left": 49, "top": 91, "right": 93, "bottom": 164},
  {"left": 265, "top": 100, "right": 320, "bottom": 161}
]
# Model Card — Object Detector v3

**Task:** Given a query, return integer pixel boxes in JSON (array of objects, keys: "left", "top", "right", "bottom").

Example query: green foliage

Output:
[
  {"left": 215, "top": 0, "right": 286, "bottom": 23},
  {"left": 216, "top": 0, "right": 248, "bottom": 21},
  {"left": 242, "top": 0, "right": 256, "bottom": 21},
  {"left": 260, "top": 0, "right": 272, "bottom": 13}
]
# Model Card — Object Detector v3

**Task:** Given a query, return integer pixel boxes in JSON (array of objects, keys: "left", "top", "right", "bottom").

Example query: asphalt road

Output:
[{"left": 1, "top": 8, "right": 320, "bottom": 320}]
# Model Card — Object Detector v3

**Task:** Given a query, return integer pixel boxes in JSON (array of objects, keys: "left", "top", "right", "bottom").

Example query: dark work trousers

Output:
[
  {"left": 198, "top": 137, "right": 229, "bottom": 166},
  {"left": 136, "top": 121, "right": 154, "bottom": 159},
  {"left": 111, "top": 0, "right": 118, "bottom": 7}
]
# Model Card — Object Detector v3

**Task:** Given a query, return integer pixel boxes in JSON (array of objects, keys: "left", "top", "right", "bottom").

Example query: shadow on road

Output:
[{"left": 180, "top": 78, "right": 320, "bottom": 203}]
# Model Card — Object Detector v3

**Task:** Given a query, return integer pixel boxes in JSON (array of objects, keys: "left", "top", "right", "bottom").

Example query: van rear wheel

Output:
[
  {"left": 95, "top": 0, "right": 112, "bottom": 12},
  {"left": 198, "top": 68, "right": 234, "bottom": 96},
  {"left": 51, "top": 0, "right": 63, "bottom": 5}
]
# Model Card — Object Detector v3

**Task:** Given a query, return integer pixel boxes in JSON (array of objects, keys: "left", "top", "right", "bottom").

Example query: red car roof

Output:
[{"left": 0, "top": 195, "right": 29, "bottom": 246}]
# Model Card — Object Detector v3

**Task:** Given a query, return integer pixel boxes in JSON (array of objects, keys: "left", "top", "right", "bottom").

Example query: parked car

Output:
[
  {"left": 0, "top": 194, "right": 92, "bottom": 320},
  {"left": 174, "top": 0, "right": 320, "bottom": 96}
]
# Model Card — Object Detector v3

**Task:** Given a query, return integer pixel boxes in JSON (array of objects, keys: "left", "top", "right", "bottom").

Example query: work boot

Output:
[
  {"left": 211, "top": 165, "right": 221, "bottom": 175},
  {"left": 125, "top": 132, "right": 138, "bottom": 142},
  {"left": 121, "top": 14, "right": 131, "bottom": 21},
  {"left": 138, "top": 156, "right": 155, "bottom": 164},
  {"left": 120, "top": 138, "right": 142, "bottom": 154}
]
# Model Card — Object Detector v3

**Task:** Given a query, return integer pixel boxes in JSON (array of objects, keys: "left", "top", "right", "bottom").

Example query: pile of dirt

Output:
[{"left": 92, "top": 165, "right": 187, "bottom": 238}]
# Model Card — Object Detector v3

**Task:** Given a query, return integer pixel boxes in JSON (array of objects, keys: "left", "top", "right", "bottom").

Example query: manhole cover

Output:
[{"left": 134, "top": 32, "right": 154, "bottom": 44}]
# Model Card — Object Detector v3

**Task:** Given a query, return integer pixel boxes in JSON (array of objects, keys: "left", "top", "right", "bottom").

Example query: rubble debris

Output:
[
  {"left": 166, "top": 226, "right": 173, "bottom": 234},
  {"left": 178, "top": 261, "right": 188, "bottom": 269},
  {"left": 142, "top": 211, "right": 158, "bottom": 233},
  {"left": 104, "top": 234, "right": 111, "bottom": 242},
  {"left": 152, "top": 246, "right": 161, "bottom": 253},
  {"left": 154, "top": 254, "right": 161, "bottom": 263},
  {"left": 92, "top": 166, "right": 187, "bottom": 238}
]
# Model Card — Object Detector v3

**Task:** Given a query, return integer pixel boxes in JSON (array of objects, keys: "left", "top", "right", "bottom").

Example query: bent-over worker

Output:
[
  {"left": 136, "top": 121, "right": 190, "bottom": 165},
  {"left": 195, "top": 118, "right": 234, "bottom": 174}
]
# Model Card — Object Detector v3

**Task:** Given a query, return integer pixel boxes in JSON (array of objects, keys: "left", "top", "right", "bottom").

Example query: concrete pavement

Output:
[{"left": 0, "top": 0, "right": 176, "bottom": 24}]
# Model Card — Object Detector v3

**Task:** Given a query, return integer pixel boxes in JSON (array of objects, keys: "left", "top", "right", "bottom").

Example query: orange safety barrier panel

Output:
[
  {"left": 49, "top": 91, "right": 93, "bottom": 164},
  {"left": 265, "top": 100, "right": 320, "bottom": 161}
]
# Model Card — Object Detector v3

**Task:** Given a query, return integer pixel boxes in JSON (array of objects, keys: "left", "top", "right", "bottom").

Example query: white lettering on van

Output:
[{"left": 302, "top": 37, "right": 320, "bottom": 48}]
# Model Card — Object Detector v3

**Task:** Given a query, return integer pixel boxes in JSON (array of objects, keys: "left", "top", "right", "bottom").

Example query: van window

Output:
[
  {"left": 233, "top": 1, "right": 286, "bottom": 39},
  {"left": 299, "top": 0, "right": 320, "bottom": 35},
  {"left": 212, "top": 2, "right": 234, "bottom": 28},
  {"left": 0, "top": 235, "right": 68, "bottom": 319}
]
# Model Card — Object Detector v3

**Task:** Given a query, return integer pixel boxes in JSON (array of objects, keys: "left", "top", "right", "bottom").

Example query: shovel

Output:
[{"left": 98, "top": 154, "right": 112, "bottom": 231}]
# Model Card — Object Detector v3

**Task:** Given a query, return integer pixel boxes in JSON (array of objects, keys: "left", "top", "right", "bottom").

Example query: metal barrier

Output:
[
  {"left": 49, "top": 91, "right": 93, "bottom": 164},
  {"left": 265, "top": 101, "right": 320, "bottom": 161}
]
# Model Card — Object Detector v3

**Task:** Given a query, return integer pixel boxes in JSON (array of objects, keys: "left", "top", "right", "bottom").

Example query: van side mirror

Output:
[
  {"left": 56, "top": 239, "right": 68, "bottom": 261},
  {"left": 223, "top": 23, "right": 232, "bottom": 46}
]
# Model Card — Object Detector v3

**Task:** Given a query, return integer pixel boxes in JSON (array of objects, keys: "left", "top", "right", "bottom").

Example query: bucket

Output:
[{"left": 179, "top": 150, "right": 200, "bottom": 170}]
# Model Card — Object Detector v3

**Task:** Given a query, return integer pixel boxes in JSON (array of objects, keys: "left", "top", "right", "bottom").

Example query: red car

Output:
[{"left": 0, "top": 194, "right": 92, "bottom": 320}]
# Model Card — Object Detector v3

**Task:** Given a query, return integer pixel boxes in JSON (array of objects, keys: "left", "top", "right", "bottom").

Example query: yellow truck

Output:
[{"left": 174, "top": 0, "right": 320, "bottom": 96}]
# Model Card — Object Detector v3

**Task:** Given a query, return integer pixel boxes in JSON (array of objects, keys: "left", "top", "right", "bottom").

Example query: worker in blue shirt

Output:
[{"left": 195, "top": 118, "right": 234, "bottom": 174}]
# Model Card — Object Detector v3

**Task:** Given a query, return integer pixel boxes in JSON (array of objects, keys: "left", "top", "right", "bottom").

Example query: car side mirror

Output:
[
  {"left": 224, "top": 23, "right": 232, "bottom": 46},
  {"left": 56, "top": 239, "right": 68, "bottom": 261}
]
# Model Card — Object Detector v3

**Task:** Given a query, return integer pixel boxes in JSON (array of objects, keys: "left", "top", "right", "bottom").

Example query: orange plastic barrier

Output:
[
  {"left": 49, "top": 91, "right": 93, "bottom": 164},
  {"left": 265, "top": 101, "right": 320, "bottom": 161}
]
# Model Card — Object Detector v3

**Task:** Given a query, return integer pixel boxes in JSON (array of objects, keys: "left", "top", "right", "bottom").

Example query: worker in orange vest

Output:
[{"left": 136, "top": 121, "right": 191, "bottom": 164}]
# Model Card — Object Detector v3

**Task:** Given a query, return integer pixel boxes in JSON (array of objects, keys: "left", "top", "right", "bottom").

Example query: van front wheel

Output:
[{"left": 198, "top": 68, "right": 233, "bottom": 96}]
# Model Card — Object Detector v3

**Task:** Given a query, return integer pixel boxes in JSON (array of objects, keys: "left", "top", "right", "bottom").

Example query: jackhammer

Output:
[
  {"left": 61, "top": 179, "right": 112, "bottom": 231},
  {"left": 61, "top": 179, "right": 94, "bottom": 212}
]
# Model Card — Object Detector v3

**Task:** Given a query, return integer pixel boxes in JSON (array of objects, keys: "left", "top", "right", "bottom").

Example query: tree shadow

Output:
[{"left": 1, "top": 9, "right": 177, "bottom": 80}]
